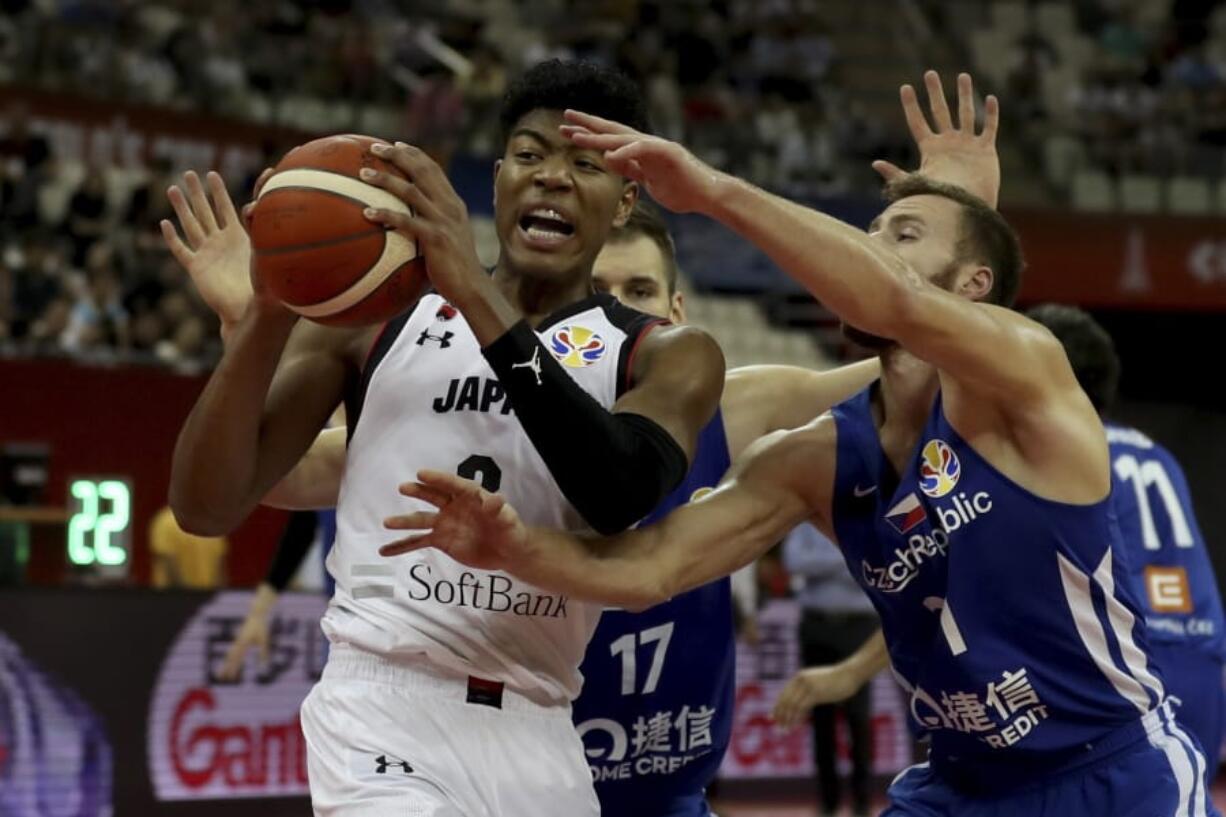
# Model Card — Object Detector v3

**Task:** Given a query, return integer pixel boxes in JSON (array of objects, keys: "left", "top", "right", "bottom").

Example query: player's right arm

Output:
[
  {"left": 170, "top": 302, "right": 359, "bottom": 535},
  {"left": 382, "top": 419, "right": 834, "bottom": 610},
  {"left": 164, "top": 171, "right": 366, "bottom": 535}
]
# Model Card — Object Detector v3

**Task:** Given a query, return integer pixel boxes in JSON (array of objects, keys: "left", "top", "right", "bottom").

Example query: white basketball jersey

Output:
[{"left": 323, "top": 292, "right": 659, "bottom": 704}]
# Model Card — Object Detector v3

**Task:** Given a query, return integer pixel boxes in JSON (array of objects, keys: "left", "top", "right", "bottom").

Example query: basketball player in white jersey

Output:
[{"left": 168, "top": 60, "right": 728, "bottom": 816}]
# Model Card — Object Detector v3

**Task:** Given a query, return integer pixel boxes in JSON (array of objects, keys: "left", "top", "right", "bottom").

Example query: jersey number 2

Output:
[{"left": 457, "top": 454, "right": 502, "bottom": 492}]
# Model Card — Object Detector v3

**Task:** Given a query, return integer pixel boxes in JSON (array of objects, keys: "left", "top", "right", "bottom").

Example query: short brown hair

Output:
[
  {"left": 608, "top": 200, "right": 679, "bottom": 296},
  {"left": 884, "top": 175, "right": 1024, "bottom": 307}
]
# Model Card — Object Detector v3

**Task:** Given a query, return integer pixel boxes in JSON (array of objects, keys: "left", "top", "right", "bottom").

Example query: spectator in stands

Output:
[
  {"left": 0, "top": 101, "right": 51, "bottom": 231},
  {"left": 64, "top": 167, "right": 109, "bottom": 266},
  {"left": 60, "top": 258, "right": 129, "bottom": 355}
]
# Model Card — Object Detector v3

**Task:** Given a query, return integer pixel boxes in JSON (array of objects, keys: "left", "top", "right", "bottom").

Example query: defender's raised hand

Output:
[
  {"left": 381, "top": 470, "right": 534, "bottom": 573},
  {"left": 161, "top": 170, "right": 255, "bottom": 333},
  {"left": 873, "top": 70, "right": 1001, "bottom": 207},
  {"left": 561, "top": 110, "right": 722, "bottom": 214}
]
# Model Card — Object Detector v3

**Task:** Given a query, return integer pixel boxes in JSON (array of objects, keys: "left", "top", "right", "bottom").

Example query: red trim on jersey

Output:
[{"left": 622, "top": 318, "right": 668, "bottom": 392}]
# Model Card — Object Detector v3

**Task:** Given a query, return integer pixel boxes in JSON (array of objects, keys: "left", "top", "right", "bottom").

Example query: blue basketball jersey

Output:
[
  {"left": 573, "top": 412, "right": 735, "bottom": 817},
  {"left": 831, "top": 388, "right": 1167, "bottom": 786},
  {"left": 1107, "top": 423, "right": 1226, "bottom": 660}
]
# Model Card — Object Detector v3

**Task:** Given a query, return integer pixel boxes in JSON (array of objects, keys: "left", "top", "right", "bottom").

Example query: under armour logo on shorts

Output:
[{"left": 511, "top": 347, "right": 543, "bottom": 386}]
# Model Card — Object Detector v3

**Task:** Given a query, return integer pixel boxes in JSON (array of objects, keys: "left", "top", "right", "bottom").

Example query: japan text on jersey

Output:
[{"left": 325, "top": 293, "right": 659, "bottom": 705}]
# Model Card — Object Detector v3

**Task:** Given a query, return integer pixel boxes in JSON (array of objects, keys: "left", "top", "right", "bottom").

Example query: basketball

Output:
[{"left": 249, "top": 134, "right": 428, "bottom": 327}]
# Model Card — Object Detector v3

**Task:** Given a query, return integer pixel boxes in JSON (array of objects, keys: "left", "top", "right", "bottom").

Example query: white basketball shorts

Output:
[{"left": 299, "top": 645, "right": 598, "bottom": 816}]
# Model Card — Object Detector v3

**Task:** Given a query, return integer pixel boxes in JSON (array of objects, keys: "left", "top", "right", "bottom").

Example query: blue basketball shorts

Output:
[{"left": 883, "top": 703, "right": 1219, "bottom": 817}]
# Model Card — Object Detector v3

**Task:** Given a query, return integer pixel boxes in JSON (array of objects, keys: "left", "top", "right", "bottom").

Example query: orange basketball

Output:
[{"left": 249, "top": 134, "right": 428, "bottom": 327}]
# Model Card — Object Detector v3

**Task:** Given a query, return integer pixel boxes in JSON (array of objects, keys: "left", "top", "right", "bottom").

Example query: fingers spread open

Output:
[
  {"left": 160, "top": 219, "right": 192, "bottom": 266},
  {"left": 207, "top": 171, "right": 240, "bottom": 229},
  {"left": 379, "top": 534, "right": 434, "bottom": 557},
  {"left": 417, "top": 469, "right": 484, "bottom": 497},
  {"left": 899, "top": 84, "right": 933, "bottom": 141},
  {"left": 982, "top": 95, "right": 1000, "bottom": 143},
  {"left": 398, "top": 481, "right": 452, "bottom": 509},
  {"left": 956, "top": 72, "right": 976, "bottom": 133},
  {"left": 167, "top": 185, "right": 204, "bottom": 248},
  {"left": 184, "top": 171, "right": 219, "bottom": 234},
  {"left": 923, "top": 70, "right": 953, "bottom": 132},
  {"left": 383, "top": 510, "right": 438, "bottom": 531}
]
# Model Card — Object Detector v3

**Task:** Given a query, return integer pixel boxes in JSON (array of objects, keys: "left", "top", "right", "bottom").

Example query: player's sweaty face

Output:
[
  {"left": 493, "top": 109, "right": 635, "bottom": 281},
  {"left": 592, "top": 235, "right": 681, "bottom": 322},
  {"left": 867, "top": 195, "right": 966, "bottom": 290}
]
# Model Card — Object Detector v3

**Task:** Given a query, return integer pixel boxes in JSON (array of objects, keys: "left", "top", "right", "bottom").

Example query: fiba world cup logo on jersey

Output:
[
  {"left": 549, "top": 325, "right": 606, "bottom": 368},
  {"left": 919, "top": 439, "right": 961, "bottom": 498}
]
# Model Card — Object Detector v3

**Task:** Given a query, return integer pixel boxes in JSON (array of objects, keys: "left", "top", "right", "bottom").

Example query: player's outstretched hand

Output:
[
  {"left": 381, "top": 470, "right": 533, "bottom": 572},
  {"left": 561, "top": 110, "right": 721, "bottom": 214},
  {"left": 161, "top": 170, "right": 254, "bottom": 333},
  {"left": 872, "top": 70, "right": 1000, "bottom": 207},
  {"left": 360, "top": 142, "right": 485, "bottom": 305},
  {"left": 216, "top": 583, "right": 277, "bottom": 682},
  {"left": 771, "top": 665, "right": 865, "bottom": 728}
]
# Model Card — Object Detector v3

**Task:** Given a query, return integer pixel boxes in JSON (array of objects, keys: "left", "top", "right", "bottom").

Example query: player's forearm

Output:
[
  {"left": 512, "top": 526, "right": 672, "bottom": 611},
  {"left": 170, "top": 303, "right": 297, "bottom": 535},
  {"left": 839, "top": 630, "right": 889, "bottom": 685},
  {"left": 516, "top": 488, "right": 797, "bottom": 611},
  {"left": 704, "top": 176, "right": 914, "bottom": 336}
]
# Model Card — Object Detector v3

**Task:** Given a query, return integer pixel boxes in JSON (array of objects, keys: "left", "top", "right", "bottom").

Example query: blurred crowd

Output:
[
  {"left": 997, "top": 0, "right": 1226, "bottom": 177},
  {"left": 0, "top": 0, "right": 894, "bottom": 367},
  {"left": 0, "top": 108, "right": 221, "bottom": 369},
  {"left": 3, "top": 0, "right": 1225, "bottom": 366},
  {"left": 0, "top": 0, "right": 894, "bottom": 193}
]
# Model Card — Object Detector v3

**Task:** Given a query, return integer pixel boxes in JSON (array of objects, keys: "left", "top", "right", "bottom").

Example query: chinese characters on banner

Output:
[{"left": 146, "top": 592, "right": 328, "bottom": 800}]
